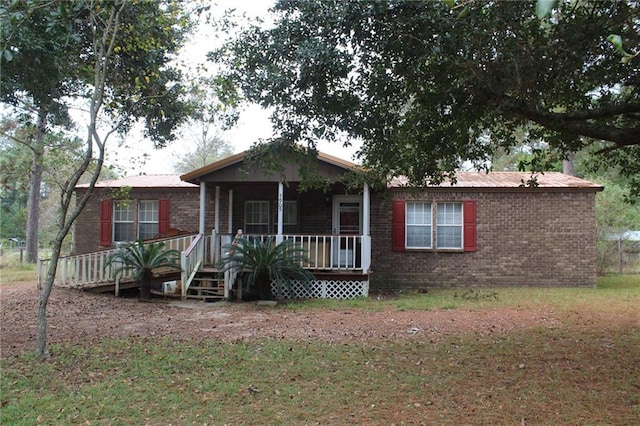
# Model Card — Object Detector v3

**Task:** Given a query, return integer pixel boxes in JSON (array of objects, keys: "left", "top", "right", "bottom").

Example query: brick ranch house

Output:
[{"left": 66, "top": 151, "right": 603, "bottom": 298}]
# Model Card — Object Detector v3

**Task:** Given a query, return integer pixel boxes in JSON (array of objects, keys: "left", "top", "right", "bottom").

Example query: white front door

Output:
[{"left": 332, "top": 196, "right": 362, "bottom": 267}]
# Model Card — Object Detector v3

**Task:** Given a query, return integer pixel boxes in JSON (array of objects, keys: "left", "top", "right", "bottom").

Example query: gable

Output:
[{"left": 181, "top": 151, "right": 360, "bottom": 184}]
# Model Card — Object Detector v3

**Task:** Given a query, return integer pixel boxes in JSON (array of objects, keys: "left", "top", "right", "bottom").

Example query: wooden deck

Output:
[{"left": 40, "top": 232, "right": 371, "bottom": 299}]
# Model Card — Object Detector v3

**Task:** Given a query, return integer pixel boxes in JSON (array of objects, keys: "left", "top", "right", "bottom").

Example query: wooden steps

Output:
[{"left": 185, "top": 271, "right": 225, "bottom": 301}]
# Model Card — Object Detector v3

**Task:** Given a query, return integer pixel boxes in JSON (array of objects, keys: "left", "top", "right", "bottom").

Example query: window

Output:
[
  {"left": 392, "top": 199, "right": 477, "bottom": 252},
  {"left": 100, "top": 199, "right": 169, "bottom": 246},
  {"left": 245, "top": 201, "right": 270, "bottom": 234},
  {"left": 406, "top": 202, "right": 432, "bottom": 248},
  {"left": 436, "top": 202, "right": 463, "bottom": 249},
  {"left": 113, "top": 201, "right": 134, "bottom": 242},
  {"left": 273, "top": 200, "right": 297, "bottom": 233},
  {"left": 138, "top": 201, "right": 159, "bottom": 240}
]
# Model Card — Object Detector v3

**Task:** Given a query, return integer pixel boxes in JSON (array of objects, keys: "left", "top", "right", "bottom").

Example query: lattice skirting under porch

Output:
[{"left": 271, "top": 279, "right": 369, "bottom": 299}]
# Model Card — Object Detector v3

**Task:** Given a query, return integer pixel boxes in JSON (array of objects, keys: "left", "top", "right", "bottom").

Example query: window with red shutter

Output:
[
  {"left": 392, "top": 199, "right": 406, "bottom": 251},
  {"left": 392, "top": 198, "right": 477, "bottom": 252},
  {"left": 100, "top": 199, "right": 113, "bottom": 246},
  {"left": 463, "top": 200, "right": 477, "bottom": 252},
  {"left": 158, "top": 199, "right": 170, "bottom": 234}
]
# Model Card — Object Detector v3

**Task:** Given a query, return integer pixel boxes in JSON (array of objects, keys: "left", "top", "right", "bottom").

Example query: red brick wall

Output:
[
  {"left": 73, "top": 187, "right": 207, "bottom": 254},
  {"left": 369, "top": 189, "right": 598, "bottom": 288}
]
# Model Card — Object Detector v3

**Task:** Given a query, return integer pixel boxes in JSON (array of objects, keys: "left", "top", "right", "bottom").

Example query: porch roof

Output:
[{"left": 180, "top": 150, "right": 360, "bottom": 184}]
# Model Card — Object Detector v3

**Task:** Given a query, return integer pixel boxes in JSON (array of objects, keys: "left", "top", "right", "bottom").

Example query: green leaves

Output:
[
  {"left": 215, "top": 0, "right": 640, "bottom": 198},
  {"left": 535, "top": 0, "right": 556, "bottom": 19},
  {"left": 105, "top": 240, "right": 181, "bottom": 299},
  {"left": 217, "top": 237, "right": 314, "bottom": 300},
  {"left": 607, "top": 34, "right": 639, "bottom": 64}
]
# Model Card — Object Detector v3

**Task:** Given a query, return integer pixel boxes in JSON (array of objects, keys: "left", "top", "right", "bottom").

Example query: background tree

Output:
[
  {"left": 1, "top": 1, "right": 86, "bottom": 262},
  {"left": 173, "top": 134, "right": 233, "bottom": 172},
  {"left": 0, "top": 121, "right": 30, "bottom": 241},
  {"left": 1, "top": 0, "right": 194, "bottom": 358},
  {"left": 173, "top": 75, "right": 238, "bottom": 172},
  {"left": 213, "top": 0, "right": 640, "bottom": 195},
  {"left": 1, "top": 0, "right": 193, "bottom": 261}
]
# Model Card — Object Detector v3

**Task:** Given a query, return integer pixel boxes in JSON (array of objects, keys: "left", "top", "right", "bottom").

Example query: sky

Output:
[{"left": 107, "top": 0, "right": 359, "bottom": 177}]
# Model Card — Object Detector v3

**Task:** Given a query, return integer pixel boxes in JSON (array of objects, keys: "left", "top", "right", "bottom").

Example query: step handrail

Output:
[{"left": 181, "top": 233, "right": 204, "bottom": 299}]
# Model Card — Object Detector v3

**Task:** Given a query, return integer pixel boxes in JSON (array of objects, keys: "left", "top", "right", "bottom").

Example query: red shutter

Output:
[
  {"left": 392, "top": 199, "right": 406, "bottom": 251},
  {"left": 158, "top": 199, "right": 170, "bottom": 234},
  {"left": 100, "top": 199, "right": 112, "bottom": 246},
  {"left": 463, "top": 200, "right": 477, "bottom": 252}
]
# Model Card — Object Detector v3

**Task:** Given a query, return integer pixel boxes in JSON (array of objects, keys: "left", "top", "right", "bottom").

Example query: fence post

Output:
[
  {"left": 181, "top": 251, "right": 188, "bottom": 300},
  {"left": 37, "top": 259, "right": 42, "bottom": 290},
  {"left": 618, "top": 237, "right": 623, "bottom": 274}
]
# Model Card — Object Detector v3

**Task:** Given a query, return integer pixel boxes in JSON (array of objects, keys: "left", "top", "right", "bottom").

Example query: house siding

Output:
[
  {"left": 370, "top": 189, "right": 598, "bottom": 289},
  {"left": 74, "top": 187, "right": 207, "bottom": 254}
]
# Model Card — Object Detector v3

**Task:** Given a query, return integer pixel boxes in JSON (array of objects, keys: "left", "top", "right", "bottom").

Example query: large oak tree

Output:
[
  {"left": 1, "top": 0, "right": 194, "bottom": 358},
  {"left": 214, "top": 0, "right": 640, "bottom": 194},
  {"left": 1, "top": 0, "right": 193, "bottom": 262}
]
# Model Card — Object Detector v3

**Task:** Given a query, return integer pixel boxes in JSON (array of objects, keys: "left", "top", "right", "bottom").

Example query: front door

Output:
[{"left": 332, "top": 196, "right": 362, "bottom": 267}]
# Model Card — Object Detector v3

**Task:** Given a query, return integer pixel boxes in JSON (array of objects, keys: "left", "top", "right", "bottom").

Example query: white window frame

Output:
[
  {"left": 138, "top": 200, "right": 159, "bottom": 240},
  {"left": 113, "top": 201, "right": 134, "bottom": 242},
  {"left": 274, "top": 200, "right": 297, "bottom": 233},
  {"left": 436, "top": 202, "right": 463, "bottom": 249},
  {"left": 245, "top": 201, "right": 270, "bottom": 234},
  {"left": 406, "top": 201, "right": 433, "bottom": 249}
]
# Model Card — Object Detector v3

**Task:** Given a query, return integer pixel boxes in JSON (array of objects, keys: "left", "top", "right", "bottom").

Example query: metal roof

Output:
[
  {"left": 389, "top": 171, "right": 604, "bottom": 190},
  {"left": 76, "top": 174, "right": 198, "bottom": 189}
]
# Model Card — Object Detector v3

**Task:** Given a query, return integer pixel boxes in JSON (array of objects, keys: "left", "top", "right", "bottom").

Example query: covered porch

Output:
[{"left": 182, "top": 150, "right": 372, "bottom": 299}]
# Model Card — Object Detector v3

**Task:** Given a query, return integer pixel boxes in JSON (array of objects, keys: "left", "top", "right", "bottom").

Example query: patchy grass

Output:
[
  {"left": 0, "top": 262, "right": 36, "bottom": 284},
  {"left": 1, "top": 275, "right": 639, "bottom": 424},
  {"left": 2, "top": 328, "right": 638, "bottom": 424},
  {"left": 285, "top": 275, "right": 640, "bottom": 314}
]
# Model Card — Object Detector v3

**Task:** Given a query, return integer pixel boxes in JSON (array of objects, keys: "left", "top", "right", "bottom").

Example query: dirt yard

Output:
[{"left": 1, "top": 281, "right": 560, "bottom": 359}]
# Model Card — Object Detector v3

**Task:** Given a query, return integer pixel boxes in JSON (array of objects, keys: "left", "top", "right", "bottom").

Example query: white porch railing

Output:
[
  {"left": 213, "top": 232, "right": 370, "bottom": 273},
  {"left": 38, "top": 234, "right": 198, "bottom": 292},
  {"left": 180, "top": 234, "right": 204, "bottom": 299},
  {"left": 37, "top": 231, "right": 370, "bottom": 298}
]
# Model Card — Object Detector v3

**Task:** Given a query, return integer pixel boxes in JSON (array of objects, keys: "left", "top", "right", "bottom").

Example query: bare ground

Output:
[{"left": 0, "top": 281, "right": 564, "bottom": 359}]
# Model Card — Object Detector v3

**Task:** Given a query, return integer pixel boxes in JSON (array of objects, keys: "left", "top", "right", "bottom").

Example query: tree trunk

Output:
[
  {"left": 140, "top": 271, "right": 153, "bottom": 300},
  {"left": 257, "top": 273, "right": 273, "bottom": 300},
  {"left": 26, "top": 107, "right": 47, "bottom": 263},
  {"left": 562, "top": 151, "right": 575, "bottom": 176},
  {"left": 35, "top": 235, "right": 63, "bottom": 358}
]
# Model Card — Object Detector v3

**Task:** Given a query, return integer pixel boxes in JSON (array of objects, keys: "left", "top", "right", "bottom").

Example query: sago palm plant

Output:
[
  {"left": 217, "top": 237, "right": 314, "bottom": 300},
  {"left": 105, "top": 240, "right": 181, "bottom": 300}
]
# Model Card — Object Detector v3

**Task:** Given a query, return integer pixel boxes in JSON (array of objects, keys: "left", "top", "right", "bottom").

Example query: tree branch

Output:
[{"left": 500, "top": 96, "right": 640, "bottom": 148}]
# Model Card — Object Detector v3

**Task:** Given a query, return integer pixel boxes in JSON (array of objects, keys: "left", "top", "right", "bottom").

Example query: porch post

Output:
[
  {"left": 228, "top": 189, "right": 233, "bottom": 233},
  {"left": 276, "top": 181, "right": 284, "bottom": 244},
  {"left": 199, "top": 182, "right": 206, "bottom": 234},
  {"left": 362, "top": 182, "right": 371, "bottom": 274},
  {"left": 214, "top": 186, "right": 220, "bottom": 233},
  {"left": 363, "top": 183, "right": 370, "bottom": 236}
]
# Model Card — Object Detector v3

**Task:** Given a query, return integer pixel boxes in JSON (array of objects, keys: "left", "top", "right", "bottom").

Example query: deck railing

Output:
[
  {"left": 37, "top": 231, "right": 371, "bottom": 296},
  {"left": 213, "top": 232, "right": 370, "bottom": 273},
  {"left": 37, "top": 234, "right": 198, "bottom": 291}
]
